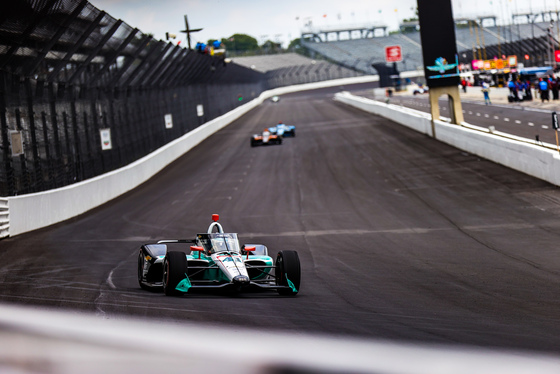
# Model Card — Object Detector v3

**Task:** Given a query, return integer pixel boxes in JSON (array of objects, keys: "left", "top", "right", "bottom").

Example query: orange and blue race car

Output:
[{"left": 250, "top": 129, "right": 282, "bottom": 147}]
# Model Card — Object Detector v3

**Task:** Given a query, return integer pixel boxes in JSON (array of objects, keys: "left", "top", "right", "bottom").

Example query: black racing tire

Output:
[
  {"left": 292, "top": 130, "right": 295, "bottom": 137},
  {"left": 275, "top": 250, "right": 301, "bottom": 296},
  {"left": 163, "top": 251, "right": 188, "bottom": 296},
  {"left": 138, "top": 250, "right": 150, "bottom": 290}
]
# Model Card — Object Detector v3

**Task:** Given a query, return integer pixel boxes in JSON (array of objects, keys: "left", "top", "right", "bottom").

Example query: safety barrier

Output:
[
  {"left": 5, "top": 76, "right": 377, "bottom": 237},
  {"left": 1, "top": 302, "right": 559, "bottom": 374},
  {"left": 0, "top": 198, "right": 8, "bottom": 238},
  {"left": 334, "top": 91, "right": 560, "bottom": 187}
]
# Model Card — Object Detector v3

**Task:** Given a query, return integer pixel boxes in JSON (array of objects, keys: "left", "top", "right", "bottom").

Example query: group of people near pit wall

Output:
[
  {"left": 507, "top": 78, "right": 534, "bottom": 102},
  {"left": 534, "top": 76, "right": 560, "bottom": 103},
  {"left": 507, "top": 76, "right": 560, "bottom": 103}
]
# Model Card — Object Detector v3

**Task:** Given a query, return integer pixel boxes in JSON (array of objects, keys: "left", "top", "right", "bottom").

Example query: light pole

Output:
[{"left": 180, "top": 15, "right": 202, "bottom": 50}]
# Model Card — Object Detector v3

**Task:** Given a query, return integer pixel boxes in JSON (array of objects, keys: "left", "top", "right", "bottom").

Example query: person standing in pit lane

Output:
[
  {"left": 481, "top": 81, "right": 491, "bottom": 105},
  {"left": 539, "top": 78, "right": 550, "bottom": 102}
]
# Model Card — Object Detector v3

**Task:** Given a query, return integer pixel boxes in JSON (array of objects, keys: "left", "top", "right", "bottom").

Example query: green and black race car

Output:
[{"left": 138, "top": 214, "right": 301, "bottom": 296}]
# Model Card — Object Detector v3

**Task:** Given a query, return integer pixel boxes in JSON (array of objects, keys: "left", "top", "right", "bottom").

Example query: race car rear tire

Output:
[
  {"left": 138, "top": 250, "right": 150, "bottom": 290},
  {"left": 163, "top": 251, "right": 187, "bottom": 296},
  {"left": 275, "top": 250, "right": 300, "bottom": 296}
]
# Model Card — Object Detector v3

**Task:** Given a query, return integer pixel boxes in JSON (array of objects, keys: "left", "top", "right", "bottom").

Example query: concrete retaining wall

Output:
[
  {"left": 7, "top": 76, "right": 378, "bottom": 237},
  {"left": 334, "top": 91, "right": 560, "bottom": 187}
]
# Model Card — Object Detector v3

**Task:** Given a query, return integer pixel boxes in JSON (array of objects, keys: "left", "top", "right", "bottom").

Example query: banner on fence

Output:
[{"left": 100, "top": 129, "right": 112, "bottom": 150}]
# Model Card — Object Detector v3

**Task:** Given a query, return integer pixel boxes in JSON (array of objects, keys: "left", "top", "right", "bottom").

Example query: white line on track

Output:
[
  {"left": 504, "top": 118, "right": 510, "bottom": 122},
  {"left": 107, "top": 270, "right": 116, "bottom": 290},
  {"left": 529, "top": 122, "right": 535, "bottom": 126},
  {"left": 515, "top": 120, "right": 521, "bottom": 124}
]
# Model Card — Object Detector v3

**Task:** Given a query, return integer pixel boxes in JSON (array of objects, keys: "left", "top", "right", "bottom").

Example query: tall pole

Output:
[{"left": 180, "top": 15, "right": 203, "bottom": 50}]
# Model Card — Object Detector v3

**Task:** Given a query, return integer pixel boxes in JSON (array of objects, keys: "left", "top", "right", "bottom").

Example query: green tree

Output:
[
  {"left": 221, "top": 34, "right": 259, "bottom": 51},
  {"left": 288, "top": 37, "right": 315, "bottom": 57},
  {"left": 260, "top": 40, "right": 282, "bottom": 54},
  {"left": 288, "top": 38, "right": 301, "bottom": 50}
]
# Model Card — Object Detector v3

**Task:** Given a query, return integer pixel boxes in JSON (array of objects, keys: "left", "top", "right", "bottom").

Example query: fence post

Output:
[
  {"left": 48, "top": 82, "right": 62, "bottom": 188},
  {"left": 25, "top": 78, "right": 42, "bottom": 191},
  {"left": 0, "top": 72, "right": 14, "bottom": 196}
]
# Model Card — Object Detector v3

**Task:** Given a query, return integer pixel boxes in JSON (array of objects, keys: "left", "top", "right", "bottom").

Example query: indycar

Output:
[
  {"left": 250, "top": 129, "right": 282, "bottom": 147},
  {"left": 268, "top": 122, "right": 296, "bottom": 137},
  {"left": 138, "top": 214, "right": 301, "bottom": 296}
]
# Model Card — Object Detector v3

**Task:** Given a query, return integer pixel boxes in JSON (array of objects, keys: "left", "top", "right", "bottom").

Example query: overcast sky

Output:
[{"left": 91, "top": 0, "right": 560, "bottom": 47}]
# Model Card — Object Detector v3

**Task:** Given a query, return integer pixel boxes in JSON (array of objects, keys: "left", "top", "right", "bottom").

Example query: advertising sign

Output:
[
  {"left": 9, "top": 131, "right": 23, "bottom": 156},
  {"left": 417, "top": 0, "right": 460, "bottom": 87},
  {"left": 471, "top": 56, "right": 518, "bottom": 71},
  {"left": 100, "top": 128, "right": 112, "bottom": 150},
  {"left": 385, "top": 46, "right": 402, "bottom": 63},
  {"left": 164, "top": 113, "right": 173, "bottom": 129}
]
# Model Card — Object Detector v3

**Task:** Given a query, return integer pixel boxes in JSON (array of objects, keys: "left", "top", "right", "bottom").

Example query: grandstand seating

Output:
[{"left": 302, "top": 21, "right": 556, "bottom": 74}]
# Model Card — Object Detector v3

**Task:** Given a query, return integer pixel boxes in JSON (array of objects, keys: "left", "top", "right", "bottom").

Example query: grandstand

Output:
[
  {"left": 301, "top": 20, "right": 560, "bottom": 75},
  {"left": 232, "top": 52, "right": 362, "bottom": 88},
  {"left": 232, "top": 53, "right": 324, "bottom": 72}
]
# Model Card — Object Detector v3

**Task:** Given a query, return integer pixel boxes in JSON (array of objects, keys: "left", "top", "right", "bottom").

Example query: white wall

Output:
[
  {"left": 7, "top": 76, "right": 378, "bottom": 237},
  {"left": 334, "top": 91, "right": 560, "bottom": 186}
]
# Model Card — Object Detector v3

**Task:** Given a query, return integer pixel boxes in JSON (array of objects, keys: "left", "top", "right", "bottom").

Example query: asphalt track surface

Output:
[{"left": 2, "top": 85, "right": 560, "bottom": 354}]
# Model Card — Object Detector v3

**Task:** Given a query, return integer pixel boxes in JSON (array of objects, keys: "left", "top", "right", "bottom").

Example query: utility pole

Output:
[{"left": 180, "top": 15, "right": 202, "bottom": 50}]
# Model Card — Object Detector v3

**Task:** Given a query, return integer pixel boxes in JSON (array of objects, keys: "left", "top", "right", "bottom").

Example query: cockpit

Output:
[{"left": 196, "top": 233, "right": 241, "bottom": 255}]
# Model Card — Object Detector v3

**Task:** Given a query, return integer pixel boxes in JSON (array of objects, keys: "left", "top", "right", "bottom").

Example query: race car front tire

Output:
[
  {"left": 275, "top": 250, "right": 300, "bottom": 296},
  {"left": 163, "top": 251, "right": 188, "bottom": 296}
]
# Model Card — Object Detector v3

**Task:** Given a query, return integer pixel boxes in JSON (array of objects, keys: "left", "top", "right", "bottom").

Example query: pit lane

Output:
[{"left": 2, "top": 86, "right": 560, "bottom": 354}]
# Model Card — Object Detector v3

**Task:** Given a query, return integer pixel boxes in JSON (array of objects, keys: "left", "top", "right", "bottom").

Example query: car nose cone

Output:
[{"left": 233, "top": 275, "right": 250, "bottom": 284}]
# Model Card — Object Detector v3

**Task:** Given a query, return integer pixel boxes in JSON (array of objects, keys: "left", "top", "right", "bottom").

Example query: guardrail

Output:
[
  {"left": 1, "top": 303, "right": 560, "bottom": 374},
  {"left": 0, "top": 198, "right": 8, "bottom": 238},
  {"left": 334, "top": 91, "right": 560, "bottom": 187},
  {"left": 5, "top": 76, "right": 377, "bottom": 238}
]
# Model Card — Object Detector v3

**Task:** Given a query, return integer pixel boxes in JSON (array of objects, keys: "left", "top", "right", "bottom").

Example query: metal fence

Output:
[
  {"left": 0, "top": 0, "right": 267, "bottom": 196},
  {"left": 0, "top": 0, "right": 364, "bottom": 197}
]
